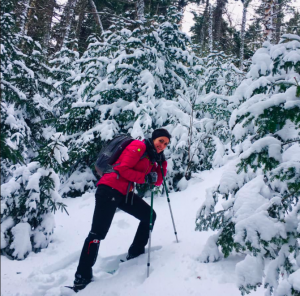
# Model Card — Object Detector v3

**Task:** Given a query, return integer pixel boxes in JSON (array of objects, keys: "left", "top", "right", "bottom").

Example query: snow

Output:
[
  {"left": 282, "top": 144, "right": 300, "bottom": 162},
  {"left": 289, "top": 269, "right": 300, "bottom": 291},
  {"left": 32, "top": 214, "right": 55, "bottom": 250},
  {"left": 276, "top": 120, "right": 300, "bottom": 142},
  {"left": 13, "top": 60, "right": 35, "bottom": 78},
  {"left": 50, "top": 133, "right": 69, "bottom": 165},
  {"left": 2, "top": 8, "right": 299, "bottom": 296},
  {"left": 32, "top": 93, "right": 52, "bottom": 112},
  {"left": 1, "top": 80, "right": 27, "bottom": 100},
  {"left": 281, "top": 34, "right": 300, "bottom": 42},
  {"left": 1, "top": 166, "right": 266, "bottom": 296},
  {"left": 1, "top": 217, "right": 15, "bottom": 249},
  {"left": 198, "top": 234, "right": 221, "bottom": 263},
  {"left": 240, "top": 137, "right": 282, "bottom": 162},
  {"left": 211, "top": 136, "right": 225, "bottom": 168},
  {"left": 10, "top": 223, "right": 32, "bottom": 260},
  {"left": 59, "top": 167, "right": 96, "bottom": 198},
  {"left": 233, "top": 176, "right": 286, "bottom": 248},
  {"left": 247, "top": 45, "right": 272, "bottom": 79},
  {"left": 235, "top": 255, "right": 264, "bottom": 288},
  {"left": 218, "top": 160, "right": 245, "bottom": 196}
]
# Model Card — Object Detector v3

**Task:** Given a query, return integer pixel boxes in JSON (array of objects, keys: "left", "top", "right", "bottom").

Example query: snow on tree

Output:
[
  {"left": 58, "top": 6, "right": 202, "bottom": 194},
  {"left": 49, "top": 36, "right": 80, "bottom": 116},
  {"left": 1, "top": 2, "right": 27, "bottom": 183},
  {"left": 196, "top": 34, "right": 300, "bottom": 295},
  {"left": 199, "top": 51, "right": 243, "bottom": 96},
  {"left": 55, "top": 32, "right": 108, "bottom": 198},
  {"left": 1, "top": 1, "right": 68, "bottom": 260},
  {"left": 193, "top": 51, "right": 244, "bottom": 172}
]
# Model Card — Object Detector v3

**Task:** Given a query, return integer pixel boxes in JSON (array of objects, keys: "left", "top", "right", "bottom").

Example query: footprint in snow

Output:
[{"left": 116, "top": 219, "right": 130, "bottom": 229}]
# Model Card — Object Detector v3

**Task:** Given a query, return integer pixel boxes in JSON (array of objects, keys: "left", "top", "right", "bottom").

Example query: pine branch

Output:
[
  {"left": 98, "top": 11, "right": 137, "bottom": 25},
  {"left": 282, "top": 139, "right": 300, "bottom": 146}
]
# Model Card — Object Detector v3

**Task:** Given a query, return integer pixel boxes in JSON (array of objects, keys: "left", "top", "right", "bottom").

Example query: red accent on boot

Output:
[{"left": 87, "top": 239, "right": 100, "bottom": 254}]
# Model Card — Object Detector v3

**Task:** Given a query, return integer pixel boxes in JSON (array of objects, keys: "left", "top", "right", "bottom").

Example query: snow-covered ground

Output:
[{"left": 1, "top": 164, "right": 265, "bottom": 296}]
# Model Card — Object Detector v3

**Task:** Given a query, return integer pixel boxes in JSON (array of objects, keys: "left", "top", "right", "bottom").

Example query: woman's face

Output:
[{"left": 153, "top": 136, "right": 170, "bottom": 153}]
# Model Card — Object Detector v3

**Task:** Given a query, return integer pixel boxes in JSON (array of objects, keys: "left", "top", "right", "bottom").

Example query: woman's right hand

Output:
[{"left": 145, "top": 172, "right": 158, "bottom": 184}]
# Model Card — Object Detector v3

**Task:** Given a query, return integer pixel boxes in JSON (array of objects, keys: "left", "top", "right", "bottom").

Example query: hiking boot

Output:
[
  {"left": 73, "top": 274, "right": 92, "bottom": 292},
  {"left": 127, "top": 244, "right": 145, "bottom": 261},
  {"left": 126, "top": 250, "right": 145, "bottom": 260}
]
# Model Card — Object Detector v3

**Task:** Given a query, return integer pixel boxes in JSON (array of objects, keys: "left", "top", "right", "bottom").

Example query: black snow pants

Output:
[{"left": 75, "top": 184, "right": 156, "bottom": 279}]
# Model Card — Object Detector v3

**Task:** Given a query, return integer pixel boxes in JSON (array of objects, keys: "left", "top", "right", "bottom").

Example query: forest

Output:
[{"left": 1, "top": 0, "right": 300, "bottom": 295}]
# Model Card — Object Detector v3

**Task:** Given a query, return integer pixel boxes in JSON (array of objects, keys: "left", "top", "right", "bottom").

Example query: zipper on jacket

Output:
[{"left": 145, "top": 157, "right": 154, "bottom": 175}]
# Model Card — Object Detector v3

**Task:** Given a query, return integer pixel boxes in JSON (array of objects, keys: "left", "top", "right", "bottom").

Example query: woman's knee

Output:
[{"left": 143, "top": 209, "right": 156, "bottom": 224}]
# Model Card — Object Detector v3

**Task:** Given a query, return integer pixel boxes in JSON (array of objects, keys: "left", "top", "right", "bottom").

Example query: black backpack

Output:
[{"left": 95, "top": 134, "right": 146, "bottom": 177}]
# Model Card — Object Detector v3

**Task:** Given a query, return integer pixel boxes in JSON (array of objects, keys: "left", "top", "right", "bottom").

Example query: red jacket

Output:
[{"left": 97, "top": 140, "right": 167, "bottom": 195}]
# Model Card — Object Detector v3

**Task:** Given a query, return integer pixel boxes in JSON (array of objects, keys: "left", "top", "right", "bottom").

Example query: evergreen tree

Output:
[
  {"left": 1, "top": 0, "right": 27, "bottom": 183},
  {"left": 49, "top": 36, "right": 80, "bottom": 116},
  {"left": 199, "top": 51, "right": 243, "bottom": 96},
  {"left": 192, "top": 51, "right": 244, "bottom": 172},
  {"left": 244, "top": 20, "right": 264, "bottom": 60},
  {"left": 59, "top": 6, "right": 201, "bottom": 195},
  {"left": 52, "top": 0, "right": 99, "bottom": 56},
  {"left": 190, "top": 1, "right": 240, "bottom": 57},
  {"left": 196, "top": 35, "right": 300, "bottom": 296},
  {"left": 17, "top": 0, "right": 57, "bottom": 50},
  {"left": 1, "top": 1, "right": 68, "bottom": 260},
  {"left": 284, "top": 10, "right": 300, "bottom": 36}
]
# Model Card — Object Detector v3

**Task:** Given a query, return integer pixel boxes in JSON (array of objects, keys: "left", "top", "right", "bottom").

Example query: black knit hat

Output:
[{"left": 152, "top": 128, "right": 171, "bottom": 141}]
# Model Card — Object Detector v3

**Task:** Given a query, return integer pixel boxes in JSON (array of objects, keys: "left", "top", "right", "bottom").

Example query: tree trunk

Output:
[
  {"left": 199, "top": 0, "right": 210, "bottom": 55},
  {"left": 75, "top": 0, "right": 88, "bottom": 40},
  {"left": 89, "top": 0, "right": 103, "bottom": 33},
  {"left": 24, "top": 0, "right": 37, "bottom": 36},
  {"left": 263, "top": 0, "right": 275, "bottom": 42},
  {"left": 209, "top": 4, "right": 213, "bottom": 53},
  {"left": 136, "top": 0, "right": 145, "bottom": 21},
  {"left": 213, "top": 0, "right": 227, "bottom": 47},
  {"left": 274, "top": 0, "right": 283, "bottom": 43},
  {"left": 177, "top": 0, "right": 187, "bottom": 12},
  {"left": 21, "top": 0, "right": 55, "bottom": 52},
  {"left": 56, "top": 0, "right": 77, "bottom": 50},
  {"left": 42, "top": 0, "right": 56, "bottom": 51},
  {"left": 64, "top": 0, "right": 77, "bottom": 46},
  {"left": 240, "top": 0, "right": 250, "bottom": 70},
  {"left": 19, "top": 0, "right": 30, "bottom": 36}
]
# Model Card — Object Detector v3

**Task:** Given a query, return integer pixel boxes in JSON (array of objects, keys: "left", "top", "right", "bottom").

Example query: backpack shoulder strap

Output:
[{"left": 140, "top": 151, "right": 148, "bottom": 160}]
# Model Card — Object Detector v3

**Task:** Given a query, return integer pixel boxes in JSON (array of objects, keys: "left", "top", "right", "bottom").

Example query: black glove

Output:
[{"left": 145, "top": 172, "right": 158, "bottom": 184}]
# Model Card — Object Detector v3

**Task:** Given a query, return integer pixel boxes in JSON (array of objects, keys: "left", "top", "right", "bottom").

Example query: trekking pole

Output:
[
  {"left": 160, "top": 164, "right": 179, "bottom": 243},
  {"left": 147, "top": 185, "right": 154, "bottom": 278}
]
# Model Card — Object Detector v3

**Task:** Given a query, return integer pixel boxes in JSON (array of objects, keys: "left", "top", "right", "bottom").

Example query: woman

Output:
[{"left": 73, "top": 128, "right": 171, "bottom": 291}]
